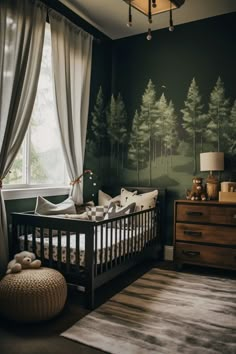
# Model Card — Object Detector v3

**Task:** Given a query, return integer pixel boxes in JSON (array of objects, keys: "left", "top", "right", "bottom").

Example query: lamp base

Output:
[{"left": 206, "top": 175, "right": 219, "bottom": 200}]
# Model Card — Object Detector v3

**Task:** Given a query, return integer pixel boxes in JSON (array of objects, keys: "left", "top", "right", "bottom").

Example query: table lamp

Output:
[{"left": 200, "top": 152, "right": 224, "bottom": 200}]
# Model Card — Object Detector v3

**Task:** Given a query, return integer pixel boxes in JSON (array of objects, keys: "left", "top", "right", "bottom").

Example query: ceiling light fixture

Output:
[{"left": 123, "top": 0, "right": 185, "bottom": 39}]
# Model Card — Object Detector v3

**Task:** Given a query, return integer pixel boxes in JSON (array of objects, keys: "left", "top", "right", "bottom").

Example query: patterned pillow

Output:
[
  {"left": 104, "top": 202, "right": 136, "bottom": 228},
  {"left": 86, "top": 205, "right": 109, "bottom": 221},
  {"left": 98, "top": 190, "right": 121, "bottom": 207},
  {"left": 124, "top": 190, "right": 158, "bottom": 211},
  {"left": 120, "top": 188, "right": 137, "bottom": 207},
  {"left": 105, "top": 202, "right": 136, "bottom": 219}
]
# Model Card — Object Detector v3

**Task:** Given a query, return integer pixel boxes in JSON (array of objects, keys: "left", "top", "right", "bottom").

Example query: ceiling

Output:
[{"left": 59, "top": 0, "right": 236, "bottom": 40}]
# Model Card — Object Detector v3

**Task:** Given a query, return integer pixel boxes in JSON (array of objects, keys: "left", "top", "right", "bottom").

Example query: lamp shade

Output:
[{"left": 200, "top": 152, "right": 224, "bottom": 172}]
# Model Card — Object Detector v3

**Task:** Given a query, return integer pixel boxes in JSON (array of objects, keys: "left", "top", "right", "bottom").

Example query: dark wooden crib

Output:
[{"left": 11, "top": 187, "right": 166, "bottom": 309}]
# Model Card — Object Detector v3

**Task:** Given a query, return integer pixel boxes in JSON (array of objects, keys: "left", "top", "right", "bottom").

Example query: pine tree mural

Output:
[
  {"left": 90, "top": 86, "right": 107, "bottom": 155},
  {"left": 154, "top": 93, "right": 169, "bottom": 160},
  {"left": 128, "top": 110, "right": 148, "bottom": 185},
  {"left": 106, "top": 93, "right": 128, "bottom": 174},
  {"left": 181, "top": 78, "right": 204, "bottom": 174},
  {"left": 228, "top": 99, "right": 236, "bottom": 154},
  {"left": 206, "top": 76, "right": 230, "bottom": 151},
  {"left": 163, "top": 100, "right": 178, "bottom": 168},
  {"left": 139, "top": 79, "right": 157, "bottom": 185}
]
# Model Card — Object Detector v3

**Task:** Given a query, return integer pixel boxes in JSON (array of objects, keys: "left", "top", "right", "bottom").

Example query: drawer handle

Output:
[
  {"left": 233, "top": 214, "right": 236, "bottom": 219},
  {"left": 182, "top": 250, "right": 200, "bottom": 257},
  {"left": 186, "top": 211, "right": 203, "bottom": 216},
  {"left": 184, "top": 230, "right": 202, "bottom": 237}
]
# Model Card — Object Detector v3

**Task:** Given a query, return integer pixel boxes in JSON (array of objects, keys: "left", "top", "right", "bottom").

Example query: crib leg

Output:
[{"left": 86, "top": 285, "right": 94, "bottom": 309}]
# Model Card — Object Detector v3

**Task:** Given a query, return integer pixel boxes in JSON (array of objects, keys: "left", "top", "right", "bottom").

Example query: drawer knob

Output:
[
  {"left": 182, "top": 250, "right": 200, "bottom": 257},
  {"left": 186, "top": 211, "right": 203, "bottom": 216},
  {"left": 233, "top": 215, "right": 236, "bottom": 219},
  {"left": 184, "top": 230, "right": 202, "bottom": 237}
]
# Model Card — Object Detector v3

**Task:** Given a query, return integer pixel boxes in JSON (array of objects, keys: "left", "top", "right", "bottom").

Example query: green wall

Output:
[{"left": 86, "top": 12, "right": 236, "bottom": 244}]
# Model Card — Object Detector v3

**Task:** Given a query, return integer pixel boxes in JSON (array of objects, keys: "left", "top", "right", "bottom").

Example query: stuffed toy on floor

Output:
[{"left": 6, "top": 251, "right": 41, "bottom": 274}]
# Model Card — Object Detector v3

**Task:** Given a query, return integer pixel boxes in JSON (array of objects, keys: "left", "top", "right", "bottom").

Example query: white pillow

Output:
[
  {"left": 120, "top": 188, "right": 137, "bottom": 207},
  {"left": 98, "top": 190, "right": 121, "bottom": 206},
  {"left": 124, "top": 190, "right": 158, "bottom": 211},
  {"left": 35, "top": 196, "right": 76, "bottom": 215}
]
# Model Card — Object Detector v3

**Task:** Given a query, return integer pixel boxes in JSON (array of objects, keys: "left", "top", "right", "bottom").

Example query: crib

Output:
[{"left": 11, "top": 187, "right": 166, "bottom": 309}]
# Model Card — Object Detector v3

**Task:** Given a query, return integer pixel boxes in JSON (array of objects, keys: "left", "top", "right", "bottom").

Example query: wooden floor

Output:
[{"left": 0, "top": 261, "right": 234, "bottom": 354}]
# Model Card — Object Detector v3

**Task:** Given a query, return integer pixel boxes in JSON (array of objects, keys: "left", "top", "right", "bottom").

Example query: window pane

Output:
[{"left": 29, "top": 24, "right": 68, "bottom": 185}]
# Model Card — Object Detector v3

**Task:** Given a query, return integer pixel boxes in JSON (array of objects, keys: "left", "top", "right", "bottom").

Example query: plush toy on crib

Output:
[{"left": 6, "top": 251, "right": 41, "bottom": 274}]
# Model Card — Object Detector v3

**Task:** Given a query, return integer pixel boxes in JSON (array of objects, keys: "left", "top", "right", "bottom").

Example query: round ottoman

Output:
[{"left": 0, "top": 267, "right": 67, "bottom": 323}]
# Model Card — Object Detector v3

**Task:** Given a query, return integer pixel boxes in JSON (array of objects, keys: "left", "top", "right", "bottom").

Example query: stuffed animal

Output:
[
  {"left": 6, "top": 251, "right": 41, "bottom": 274},
  {"left": 189, "top": 177, "right": 207, "bottom": 201}
]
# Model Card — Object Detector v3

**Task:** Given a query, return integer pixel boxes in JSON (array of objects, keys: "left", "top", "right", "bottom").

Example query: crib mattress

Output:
[{"left": 19, "top": 225, "right": 153, "bottom": 267}]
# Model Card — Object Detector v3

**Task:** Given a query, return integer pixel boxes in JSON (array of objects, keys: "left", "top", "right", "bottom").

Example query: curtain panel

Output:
[
  {"left": 0, "top": 0, "right": 46, "bottom": 276},
  {"left": 49, "top": 10, "right": 93, "bottom": 205}
]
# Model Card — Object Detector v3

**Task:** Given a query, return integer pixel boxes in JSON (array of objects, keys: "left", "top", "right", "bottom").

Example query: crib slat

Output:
[
  {"left": 57, "top": 231, "right": 62, "bottom": 270},
  {"left": 105, "top": 224, "right": 108, "bottom": 272},
  {"left": 119, "top": 222, "right": 122, "bottom": 264},
  {"left": 48, "top": 229, "right": 53, "bottom": 267},
  {"left": 40, "top": 228, "right": 44, "bottom": 262},
  {"left": 94, "top": 225, "right": 98, "bottom": 277},
  {"left": 114, "top": 220, "right": 118, "bottom": 267},
  {"left": 75, "top": 232, "right": 80, "bottom": 272},
  {"left": 100, "top": 225, "right": 104, "bottom": 273},
  {"left": 66, "top": 231, "right": 70, "bottom": 273}
]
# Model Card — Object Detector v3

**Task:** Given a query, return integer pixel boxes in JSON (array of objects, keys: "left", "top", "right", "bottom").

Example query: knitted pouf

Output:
[{"left": 0, "top": 267, "right": 67, "bottom": 323}]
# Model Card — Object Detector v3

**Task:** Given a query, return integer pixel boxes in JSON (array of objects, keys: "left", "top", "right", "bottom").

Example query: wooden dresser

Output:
[{"left": 174, "top": 200, "right": 236, "bottom": 270}]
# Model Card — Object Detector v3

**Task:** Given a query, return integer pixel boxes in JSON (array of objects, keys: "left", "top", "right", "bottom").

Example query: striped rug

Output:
[{"left": 61, "top": 268, "right": 236, "bottom": 354}]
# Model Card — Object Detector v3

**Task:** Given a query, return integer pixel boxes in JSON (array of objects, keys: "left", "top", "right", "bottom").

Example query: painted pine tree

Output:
[
  {"left": 139, "top": 79, "right": 157, "bottom": 185},
  {"left": 228, "top": 99, "right": 236, "bottom": 154},
  {"left": 106, "top": 93, "right": 128, "bottom": 174},
  {"left": 90, "top": 86, "right": 107, "bottom": 157},
  {"left": 181, "top": 78, "right": 204, "bottom": 174},
  {"left": 163, "top": 100, "right": 178, "bottom": 169},
  {"left": 154, "top": 93, "right": 169, "bottom": 161},
  {"left": 128, "top": 110, "right": 148, "bottom": 185},
  {"left": 206, "top": 76, "right": 230, "bottom": 152}
]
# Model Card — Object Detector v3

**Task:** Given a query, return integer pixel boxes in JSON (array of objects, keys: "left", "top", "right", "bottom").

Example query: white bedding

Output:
[{"left": 19, "top": 225, "right": 153, "bottom": 267}]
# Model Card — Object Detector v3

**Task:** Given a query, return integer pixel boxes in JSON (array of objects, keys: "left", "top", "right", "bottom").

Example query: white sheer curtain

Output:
[
  {"left": 0, "top": 0, "right": 46, "bottom": 275},
  {"left": 49, "top": 10, "right": 93, "bottom": 205}
]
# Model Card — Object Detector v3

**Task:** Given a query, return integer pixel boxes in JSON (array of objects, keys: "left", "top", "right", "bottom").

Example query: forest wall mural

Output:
[{"left": 84, "top": 12, "right": 236, "bottom": 244}]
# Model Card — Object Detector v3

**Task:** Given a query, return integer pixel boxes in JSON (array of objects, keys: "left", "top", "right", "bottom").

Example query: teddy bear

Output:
[
  {"left": 6, "top": 251, "right": 41, "bottom": 274},
  {"left": 188, "top": 177, "right": 207, "bottom": 201}
]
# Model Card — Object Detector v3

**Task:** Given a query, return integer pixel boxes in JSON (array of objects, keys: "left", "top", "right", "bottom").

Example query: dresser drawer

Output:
[
  {"left": 176, "top": 204, "right": 236, "bottom": 226},
  {"left": 176, "top": 223, "right": 236, "bottom": 245},
  {"left": 175, "top": 242, "right": 236, "bottom": 270}
]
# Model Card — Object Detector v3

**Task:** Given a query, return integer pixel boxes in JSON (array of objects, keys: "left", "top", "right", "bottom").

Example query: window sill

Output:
[{"left": 2, "top": 186, "right": 70, "bottom": 200}]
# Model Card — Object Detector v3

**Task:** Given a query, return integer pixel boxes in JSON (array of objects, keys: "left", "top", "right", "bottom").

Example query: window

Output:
[{"left": 4, "top": 24, "right": 68, "bottom": 188}]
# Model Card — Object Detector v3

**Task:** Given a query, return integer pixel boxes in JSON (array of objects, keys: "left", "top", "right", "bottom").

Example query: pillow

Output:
[
  {"left": 120, "top": 188, "right": 137, "bottom": 207},
  {"left": 98, "top": 190, "right": 121, "bottom": 207},
  {"left": 124, "top": 190, "right": 158, "bottom": 212},
  {"left": 104, "top": 202, "right": 136, "bottom": 219},
  {"left": 104, "top": 202, "right": 136, "bottom": 228},
  {"left": 35, "top": 196, "right": 76, "bottom": 215},
  {"left": 86, "top": 205, "right": 109, "bottom": 221}
]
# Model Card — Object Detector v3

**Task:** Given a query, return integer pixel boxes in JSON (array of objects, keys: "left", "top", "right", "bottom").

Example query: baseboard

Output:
[{"left": 164, "top": 245, "right": 174, "bottom": 261}]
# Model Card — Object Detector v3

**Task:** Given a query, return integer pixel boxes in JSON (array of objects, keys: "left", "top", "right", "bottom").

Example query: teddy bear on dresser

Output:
[
  {"left": 188, "top": 177, "right": 207, "bottom": 201},
  {"left": 6, "top": 251, "right": 41, "bottom": 274}
]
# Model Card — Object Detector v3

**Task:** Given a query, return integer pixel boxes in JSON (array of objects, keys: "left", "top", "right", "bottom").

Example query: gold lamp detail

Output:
[
  {"left": 200, "top": 152, "right": 224, "bottom": 200},
  {"left": 123, "top": 0, "right": 185, "bottom": 39}
]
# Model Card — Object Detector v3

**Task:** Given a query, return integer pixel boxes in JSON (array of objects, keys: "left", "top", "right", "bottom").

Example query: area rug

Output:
[{"left": 61, "top": 268, "right": 236, "bottom": 354}]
